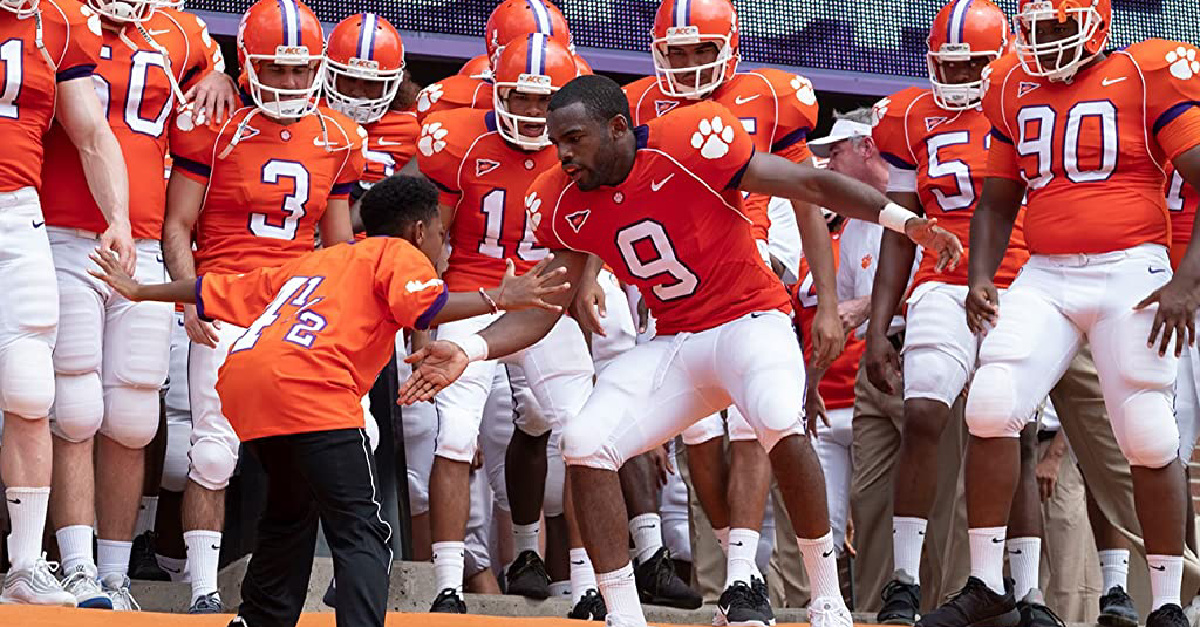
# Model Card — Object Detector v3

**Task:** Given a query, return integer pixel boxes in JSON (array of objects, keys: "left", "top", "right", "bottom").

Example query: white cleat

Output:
[
  {"left": 808, "top": 596, "right": 853, "bottom": 627},
  {"left": 100, "top": 573, "right": 139, "bottom": 611},
  {"left": 61, "top": 563, "right": 112, "bottom": 609},
  {"left": 0, "top": 554, "right": 78, "bottom": 607}
]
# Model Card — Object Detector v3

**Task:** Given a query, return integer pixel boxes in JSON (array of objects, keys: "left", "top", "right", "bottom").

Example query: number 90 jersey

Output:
[
  {"left": 416, "top": 108, "right": 553, "bottom": 292},
  {"left": 169, "top": 104, "right": 366, "bottom": 275},
  {"left": 528, "top": 101, "right": 790, "bottom": 336},
  {"left": 872, "top": 86, "right": 1028, "bottom": 290},
  {"left": 982, "top": 40, "right": 1200, "bottom": 255}
]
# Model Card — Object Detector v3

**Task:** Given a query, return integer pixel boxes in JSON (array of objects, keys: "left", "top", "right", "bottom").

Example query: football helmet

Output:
[
  {"left": 325, "top": 13, "right": 405, "bottom": 124},
  {"left": 926, "top": 0, "right": 1009, "bottom": 110},
  {"left": 484, "top": 0, "right": 572, "bottom": 67},
  {"left": 1014, "top": 0, "right": 1111, "bottom": 81},
  {"left": 0, "top": 0, "right": 38, "bottom": 17},
  {"left": 86, "top": 0, "right": 155, "bottom": 22},
  {"left": 651, "top": 0, "right": 739, "bottom": 99},
  {"left": 459, "top": 54, "right": 493, "bottom": 79},
  {"left": 237, "top": 0, "right": 326, "bottom": 119},
  {"left": 493, "top": 33, "right": 583, "bottom": 151},
  {"left": 154, "top": 0, "right": 184, "bottom": 8}
]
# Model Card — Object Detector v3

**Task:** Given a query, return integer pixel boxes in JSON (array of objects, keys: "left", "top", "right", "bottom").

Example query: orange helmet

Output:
[
  {"left": 459, "top": 54, "right": 493, "bottom": 79},
  {"left": 0, "top": 0, "right": 38, "bottom": 17},
  {"left": 651, "top": 0, "right": 739, "bottom": 99},
  {"left": 926, "top": 0, "right": 1009, "bottom": 110},
  {"left": 325, "top": 13, "right": 405, "bottom": 124},
  {"left": 1014, "top": 0, "right": 1111, "bottom": 81},
  {"left": 484, "top": 0, "right": 573, "bottom": 67},
  {"left": 237, "top": 0, "right": 326, "bottom": 118},
  {"left": 574, "top": 54, "right": 592, "bottom": 75},
  {"left": 492, "top": 33, "right": 584, "bottom": 151}
]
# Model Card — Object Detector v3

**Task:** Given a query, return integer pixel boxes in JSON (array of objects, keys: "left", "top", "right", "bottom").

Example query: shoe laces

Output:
[
  {"left": 881, "top": 579, "right": 919, "bottom": 606},
  {"left": 1024, "top": 601, "right": 1065, "bottom": 627},
  {"left": 1100, "top": 586, "right": 1132, "bottom": 606},
  {"left": 721, "top": 581, "right": 755, "bottom": 607},
  {"left": 33, "top": 555, "right": 66, "bottom": 587}
]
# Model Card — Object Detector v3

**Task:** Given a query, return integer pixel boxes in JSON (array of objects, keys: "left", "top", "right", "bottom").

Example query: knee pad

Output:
[
  {"left": 560, "top": 418, "right": 621, "bottom": 471},
  {"left": 161, "top": 420, "right": 191, "bottom": 492},
  {"left": 50, "top": 371, "right": 103, "bottom": 441},
  {"left": 682, "top": 413, "right": 724, "bottom": 446},
  {"left": 434, "top": 414, "right": 480, "bottom": 463},
  {"left": 726, "top": 406, "right": 757, "bottom": 442},
  {"left": 1117, "top": 391, "right": 1179, "bottom": 469},
  {"left": 188, "top": 436, "right": 238, "bottom": 490},
  {"left": 542, "top": 433, "right": 565, "bottom": 518},
  {"left": 402, "top": 401, "right": 437, "bottom": 515},
  {"left": 100, "top": 385, "right": 161, "bottom": 449},
  {"left": 2, "top": 339, "right": 55, "bottom": 419},
  {"left": 903, "top": 347, "right": 969, "bottom": 408},
  {"left": 964, "top": 364, "right": 1027, "bottom": 439}
]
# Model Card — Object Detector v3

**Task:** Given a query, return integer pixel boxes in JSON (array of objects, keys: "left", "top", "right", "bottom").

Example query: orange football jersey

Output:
[
  {"left": 0, "top": 0, "right": 101, "bottom": 192},
  {"left": 172, "top": 8, "right": 225, "bottom": 87},
  {"left": 530, "top": 101, "right": 789, "bottom": 335},
  {"left": 1167, "top": 167, "right": 1197, "bottom": 268},
  {"left": 169, "top": 104, "right": 367, "bottom": 275},
  {"left": 872, "top": 86, "right": 1028, "bottom": 289},
  {"left": 624, "top": 69, "right": 819, "bottom": 241},
  {"left": 417, "top": 108, "right": 552, "bottom": 291},
  {"left": 982, "top": 40, "right": 1200, "bottom": 255},
  {"left": 198, "top": 237, "right": 447, "bottom": 441},
  {"left": 792, "top": 232, "right": 862, "bottom": 411},
  {"left": 363, "top": 109, "right": 419, "bottom": 184},
  {"left": 42, "top": 9, "right": 212, "bottom": 240},
  {"left": 413, "top": 74, "right": 491, "bottom": 123}
]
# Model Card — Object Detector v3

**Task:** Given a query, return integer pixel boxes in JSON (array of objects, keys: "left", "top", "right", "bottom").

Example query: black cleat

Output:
[
  {"left": 877, "top": 577, "right": 921, "bottom": 625},
  {"left": 915, "top": 577, "right": 1019, "bottom": 627},
  {"left": 1098, "top": 586, "right": 1139, "bottom": 627},
  {"left": 716, "top": 579, "right": 775, "bottom": 626},
  {"left": 430, "top": 588, "right": 467, "bottom": 613},
  {"left": 1017, "top": 599, "right": 1065, "bottom": 627},
  {"left": 505, "top": 550, "right": 552, "bottom": 600},
  {"left": 1147, "top": 603, "right": 1188, "bottom": 627},
  {"left": 567, "top": 588, "right": 607, "bottom": 621},
  {"left": 749, "top": 577, "right": 776, "bottom": 626},
  {"left": 128, "top": 532, "right": 170, "bottom": 581},
  {"left": 322, "top": 578, "right": 336, "bottom": 608},
  {"left": 634, "top": 547, "right": 702, "bottom": 609}
]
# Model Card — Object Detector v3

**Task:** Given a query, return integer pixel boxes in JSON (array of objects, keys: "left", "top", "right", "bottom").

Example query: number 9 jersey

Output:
[
  {"left": 169, "top": 104, "right": 367, "bottom": 275},
  {"left": 982, "top": 40, "right": 1200, "bottom": 255}
]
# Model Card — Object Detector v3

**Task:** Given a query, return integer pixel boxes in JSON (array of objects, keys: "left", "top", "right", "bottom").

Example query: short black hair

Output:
[
  {"left": 548, "top": 74, "right": 631, "bottom": 125},
  {"left": 359, "top": 174, "right": 439, "bottom": 237}
]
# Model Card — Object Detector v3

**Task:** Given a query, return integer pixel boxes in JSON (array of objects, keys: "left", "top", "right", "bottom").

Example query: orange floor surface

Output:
[{"left": 0, "top": 607, "right": 833, "bottom": 626}]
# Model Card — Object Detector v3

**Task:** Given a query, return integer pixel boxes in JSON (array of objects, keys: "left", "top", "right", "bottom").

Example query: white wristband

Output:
[
  {"left": 879, "top": 202, "right": 918, "bottom": 234},
  {"left": 450, "top": 334, "right": 489, "bottom": 363}
]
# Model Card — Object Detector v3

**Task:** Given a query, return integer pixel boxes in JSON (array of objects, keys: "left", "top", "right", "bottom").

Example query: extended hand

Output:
[
  {"left": 805, "top": 386, "right": 829, "bottom": 438},
  {"left": 904, "top": 217, "right": 963, "bottom": 272},
  {"left": 100, "top": 221, "right": 137, "bottom": 275},
  {"left": 185, "top": 71, "right": 237, "bottom": 125},
  {"left": 88, "top": 248, "right": 140, "bottom": 301},
  {"left": 568, "top": 269, "right": 607, "bottom": 337},
  {"left": 496, "top": 255, "right": 571, "bottom": 313},
  {"left": 1136, "top": 274, "right": 1200, "bottom": 357},
  {"left": 398, "top": 340, "right": 471, "bottom": 404},
  {"left": 811, "top": 307, "right": 846, "bottom": 370}
]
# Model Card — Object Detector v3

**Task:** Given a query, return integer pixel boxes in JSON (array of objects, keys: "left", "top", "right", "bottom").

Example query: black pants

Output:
[{"left": 239, "top": 428, "right": 392, "bottom": 627}]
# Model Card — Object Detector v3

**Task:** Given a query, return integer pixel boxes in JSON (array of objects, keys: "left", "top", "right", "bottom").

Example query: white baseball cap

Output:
[{"left": 808, "top": 119, "right": 873, "bottom": 158}]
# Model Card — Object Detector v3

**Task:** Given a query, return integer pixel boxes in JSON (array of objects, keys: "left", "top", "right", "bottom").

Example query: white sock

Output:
[
  {"left": 432, "top": 541, "right": 466, "bottom": 595},
  {"left": 725, "top": 528, "right": 759, "bottom": 588},
  {"left": 797, "top": 531, "right": 842, "bottom": 601},
  {"left": 892, "top": 517, "right": 927, "bottom": 584},
  {"left": 512, "top": 522, "right": 540, "bottom": 557},
  {"left": 596, "top": 563, "right": 643, "bottom": 621},
  {"left": 55, "top": 524, "right": 95, "bottom": 573},
  {"left": 1148, "top": 554, "right": 1184, "bottom": 610},
  {"left": 183, "top": 530, "right": 222, "bottom": 602},
  {"left": 968, "top": 526, "right": 1007, "bottom": 595},
  {"left": 1006, "top": 537, "right": 1041, "bottom": 601},
  {"left": 135, "top": 497, "right": 158, "bottom": 536},
  {"left": 7, "top": 487, "right": 50, "bottom": 570},
  {"left": 550, "top": 580, "right": 571, "bottom": 598},
  {"left": 570, "top": 547, "right": 598, "bottom": 604},
  {"left": 629, "top": 513, "right": 663, "bottom": 564},
  {"left": 156, "top": 554, "right": 189, "bottom": 582},
  {"left": 714, "top": 526, "right": 731, "bottom": 555},
  {"left": 1098, "top": 549, "right": 1130, "bottom": 592},
  {"left": 97, "top": 539, "right": 132, "bottom": 580}
]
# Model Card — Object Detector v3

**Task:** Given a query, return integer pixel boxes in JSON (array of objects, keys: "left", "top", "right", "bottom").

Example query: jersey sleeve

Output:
[
  {"left": 415, "top": 111, "right": 470, "bottom": 200},
  {"left": 167, "top": 105, "right": 220, "bottom": 182},
  {"left": 413, "top": 77, "right": 489, "bottom": 124},
  {"left": 374, "top": 241, "right": 448, "bottom": 330},
  {"left": 871, "top": 90, "right": 919, "bottom": 193},
  {"left": 1132, "top": 40, "right": 1200, "bottom": 161},
  {"left": 176, "top": 12, "right": 219, "bottom": 91},
  {"left": 979, "top": 58, "right": 1022, "bottom": 181},
  {"left": 657, "top": 100, "right": 755, "bottom": 191},
  {"left": 527, "top": 169, "right": 568, "bottom": 249},
  {"left": 332, "top": 120, "right": 369, "bottom": 198},
  {"left": 58, "top": 2, "right": 102, "bottom": 82},
  {"left": 197, "top": 265, "right": 289, "bottom": 327},
  {"left": 757, "top": 69, "right": 819, "bottom": 162}
]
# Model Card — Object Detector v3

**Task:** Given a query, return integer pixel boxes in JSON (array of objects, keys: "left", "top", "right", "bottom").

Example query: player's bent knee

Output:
[
  {"left": 964, "top": 365, "right": 1025, "bottom": 438},
  {"left": 681, "top": 414, "right": 723, "bottom": 446},
  {"left": 100, "top": 386, "right": 161, "bottom": 449},
  {"left": 433, "top": 420, "right": 479, "bottom": 463},
  {"left": 903, "top": 397, "right": 953, "bottom": 442},
  {"left": 903, "top": 348, "right": 967, "bottom": 408},
  {"left": 188, "top": 438, "right": 238, "bottom": 490},
  {"left": 2, "top": 339, "right": 56, "bottom": 420},
  {"left": 1118, "top": 391, "right": 1179, "bottom": 469},
  {"left": 161, "top": 421, "right": 191, "bottom": 493},
  {"left": 407, "top": 470, "right": 431, "bottom": 515},
  {"left": 560, "top": 425, "right": 620, "bottom": 471},
  {"left": 50, "top": 372, "right": 103, "bottom": 441}
]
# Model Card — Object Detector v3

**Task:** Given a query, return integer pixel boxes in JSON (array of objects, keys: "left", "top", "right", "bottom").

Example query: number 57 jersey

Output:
[{"left": 528, "top": 101, "right": 790, "bottom": 335}]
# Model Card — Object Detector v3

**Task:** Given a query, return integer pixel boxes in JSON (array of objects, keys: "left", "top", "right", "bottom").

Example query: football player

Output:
[
  {"left": 160, "top": 0, "right": 361, "bottom": 612},
  {"left": 401, "top": 74, "right": 963, "bottom": 627},
  {"left": 919, "top": 1, "right": 1200, "bottom": 625}
]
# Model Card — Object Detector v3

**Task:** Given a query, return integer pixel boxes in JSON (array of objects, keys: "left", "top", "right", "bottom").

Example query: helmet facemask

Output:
[
  {"left": 324, "top": 59, "right": 403, "bottom": 124},
  {"left": 244, "top": 47, "right": 326, "bottom": 119},
  {"left": 88, "top": 0, "right": 155, "bottom": 22},
  {"left": 652, "top": 26, "right": 735, "bottom": 99},
  {"left": 1014, "top": 1, "right": 1106, "bottom": 82},
  {"left": 927, "top": 44, "right": 1001, "bottom": 110},
  {"left": 494, "top": 73, "right": 554, "bottom": 151}
]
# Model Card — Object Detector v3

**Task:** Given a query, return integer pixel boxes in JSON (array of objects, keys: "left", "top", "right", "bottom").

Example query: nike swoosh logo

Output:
[
  {"left": 734, "top": 95, "right": 760, "bottom": 105},
  {"left": 211, "top": 544, "right": 220, "bottom": 551},
  {"left": 6, "top": 498, "right": 20, "bottom": 505},
  {"left": 1149, "top": 267, "right": 1167, "bottom": 274},
  {"left": 822, "top": 549, "right": 834, "bottom": 558},
  {"left": 636, "top": 525, "right": 655, "bottom": 531},
  {"left": 376, "top": 138, "right": 404, "bottom": 146},
  {"left": 1009, "top": 549, "right": 1023, "bottom": 555},
  {"left": 156, "top": 254, "right": 164, "bottom": 263},
  {"left": 1102, "top": 77, "right": 1127, "bottom": 86},
  {"left": 1151, "top": 565, "right": 1167, "bottom": 571},
  {"left": 571, "top": 560, "right": 585, "bottom": 566},
  {"left": 147, "top": 29, "right": 171, "bottom": 36},
  {"left": 651, "top": 174, "right": 674, "bottom": 192},
  {"left": 31, "top": 220, "right": 44, "bottom": 228},
  {"left": 730, "top": 541, "right": 745, "bottom": 547},
  {"left": 991, "top": 537, "right": 1004, "bottom": 544}
]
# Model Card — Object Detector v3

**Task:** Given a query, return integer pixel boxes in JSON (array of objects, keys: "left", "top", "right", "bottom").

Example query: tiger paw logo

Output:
[
  {"left": 790, "top": 76, "right": 816, "bottom": 106},
  {"left": 79, "top": 5, "right": 101, "bottom": 36},
  {"left": 691, "top": 116, "right": 735, "bottom": 160},
  {"left": 174, "top": 104, "right": 207, "bottom": 132},
  {"left": 417, "top": 122, "right": 449, "bottom": 157},
  {"left": 1167, "top": 46, "right": 1200, "bottom": 80},
  {"left": 416, "top": 83, "right": 444, "bottom": 113},
  {"left": 871, "top": 97, "right": 891, "bottom": 126},
  {"left": 525, "top": 192, "right": 543, "bottom": 230}
]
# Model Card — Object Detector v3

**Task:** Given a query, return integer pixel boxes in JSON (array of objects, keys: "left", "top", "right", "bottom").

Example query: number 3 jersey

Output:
[
  {"left": 983, "top": 39, "right": 1200, "bottom": 255},
  {"left": 169, "top": 104, "right": 366, "bottom": 275},
  {"left": 872, "top": 86, "right": 1028, "bottom": 290},
  {"left": 42, "top": 8, "right": 215, "bottom": 239},
  {"left": 529, "top": 100, "right": 790, "bottom": 336},
  {"left": 417, "top": 108, "right": 553, "bottom": 292},
  {"left": 196, "top": 237, "right": 447, "bottom": 441}
]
